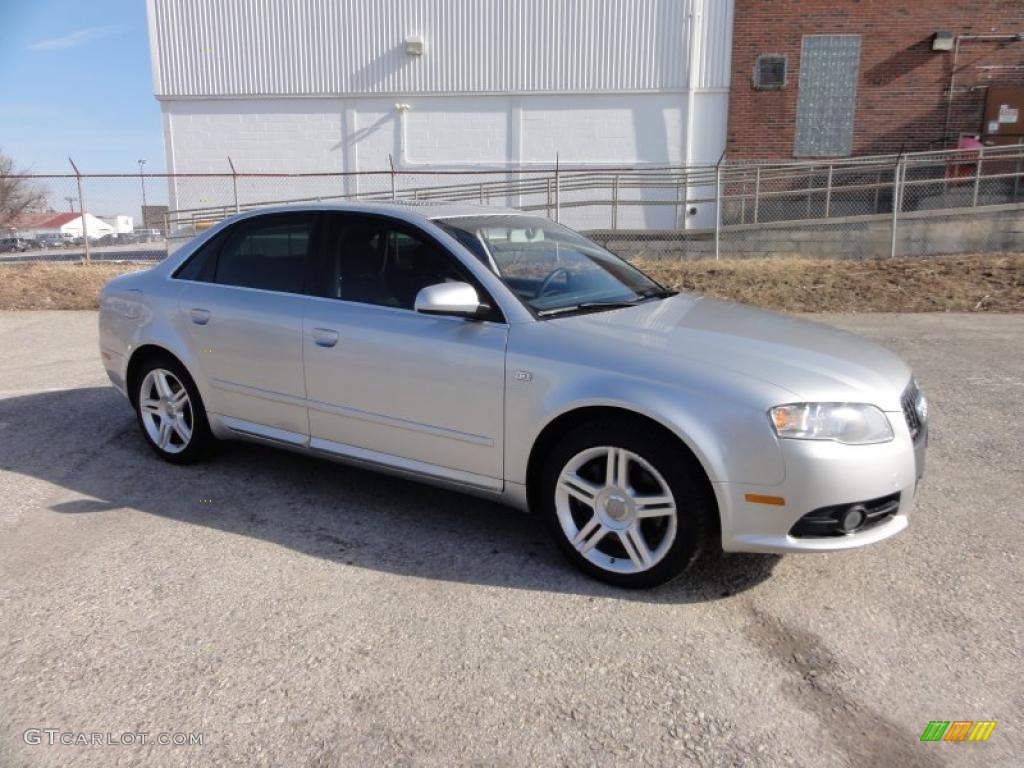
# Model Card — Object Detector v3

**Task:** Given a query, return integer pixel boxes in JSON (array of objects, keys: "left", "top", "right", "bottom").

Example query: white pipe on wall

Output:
[
  {"left": 683, "top": 0, "right": 707, "bottom": 229},
  {"left": 684, "top": 0, "right": 701, "bottom": 169}
]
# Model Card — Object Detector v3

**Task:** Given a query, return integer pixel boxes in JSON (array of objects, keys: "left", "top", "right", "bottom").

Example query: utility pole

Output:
[
  {"left": 68, "top": 157, "right": 90, "bottom": 263},
  {"left": 138, "top": 159, "right": 147, "bottom": 227},
  {"left": 64, "top": 196, "right": 77, "bottom": 212}
]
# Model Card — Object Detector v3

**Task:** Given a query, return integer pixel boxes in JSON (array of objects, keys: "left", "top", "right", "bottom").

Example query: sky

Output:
[
  {"left": 0, "top": 0, "right": 166, "bottom": 213},
  {"left": 0, "top": 0, "right": 163, "bottom": 172}
]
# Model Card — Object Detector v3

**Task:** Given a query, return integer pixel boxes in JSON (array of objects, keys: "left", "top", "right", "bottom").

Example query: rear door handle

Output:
[
  {"left": 190, "top": 308, "right": 211, "bottom": 325},
  {"left": 311, "top": 327, "right": 339, "bottom": 348}
]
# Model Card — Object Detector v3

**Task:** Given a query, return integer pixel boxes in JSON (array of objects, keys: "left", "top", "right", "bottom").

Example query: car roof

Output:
[{"left": 222, "top": 200, "right": 531, "bottom": 228}]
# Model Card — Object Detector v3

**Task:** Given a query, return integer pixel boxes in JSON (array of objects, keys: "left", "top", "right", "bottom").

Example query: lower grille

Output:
[{"left": 789, "top": 492, "right": 901, "bottom": 538}]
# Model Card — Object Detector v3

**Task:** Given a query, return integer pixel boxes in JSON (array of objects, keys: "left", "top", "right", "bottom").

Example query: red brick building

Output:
[{"left": 727, "top": 0, "right": 1024, "bottom": 159}]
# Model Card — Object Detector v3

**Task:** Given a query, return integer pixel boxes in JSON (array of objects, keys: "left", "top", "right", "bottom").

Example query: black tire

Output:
[
  {"left": 131, "top": 352, "right": 213, "bottom": 465},
  {"left": 538, "top": 417, "right": 715, "bottom": 589}
]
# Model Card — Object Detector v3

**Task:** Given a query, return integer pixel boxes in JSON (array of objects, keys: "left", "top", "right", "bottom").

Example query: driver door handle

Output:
[
  {"left": 312, "top": 328, "right": 339, "bottom": 348},
  {"left": 190, "top": 308, "right": 211, "bottom": 325}
]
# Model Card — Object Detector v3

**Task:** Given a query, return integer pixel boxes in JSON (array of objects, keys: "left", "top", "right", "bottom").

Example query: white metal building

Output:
[
  {"left": 100, "top": 215, "right": 135, "bottom": 234},
  {"left": 147, "top": 0, "right": 735, "bottom": 228}
]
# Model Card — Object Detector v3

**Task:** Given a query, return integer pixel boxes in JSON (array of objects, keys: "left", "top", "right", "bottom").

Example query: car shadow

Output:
[{"left": 1, "top": 387, "right": 779, "bottom": 603}]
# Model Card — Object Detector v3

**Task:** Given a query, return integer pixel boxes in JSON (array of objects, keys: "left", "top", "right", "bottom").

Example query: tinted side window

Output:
[
  {"left": 173, "top": 230, "right": 225, "bottom": 282},
  {"left": 315, "top": 214, "right": 475, "bottom": 310},
  {"left": 215, "top": 214, "right": 314, "bottom": 293}
]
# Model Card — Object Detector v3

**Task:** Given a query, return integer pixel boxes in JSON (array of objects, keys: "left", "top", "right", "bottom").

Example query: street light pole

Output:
[{"left": 138, "top": 159, "right": 147, "bottom": 227}]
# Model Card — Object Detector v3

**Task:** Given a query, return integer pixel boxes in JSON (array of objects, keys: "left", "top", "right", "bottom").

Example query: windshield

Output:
[{"left": 434, "top": 215, "right": 671, "bottom": 316}]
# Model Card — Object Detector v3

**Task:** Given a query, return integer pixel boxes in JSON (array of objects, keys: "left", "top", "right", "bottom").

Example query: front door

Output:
[{"left": 301, "top": 213, "right": 508, "bottom": 487}]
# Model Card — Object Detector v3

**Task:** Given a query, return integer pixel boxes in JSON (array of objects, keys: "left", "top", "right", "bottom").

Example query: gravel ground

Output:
[{"left": 0, "top": 311, "right": 1021, "bottom": 767}]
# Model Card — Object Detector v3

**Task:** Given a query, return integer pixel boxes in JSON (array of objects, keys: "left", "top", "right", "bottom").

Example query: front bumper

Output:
[{"left": 716, "top": 413, "right": 926, "bottom": 553}]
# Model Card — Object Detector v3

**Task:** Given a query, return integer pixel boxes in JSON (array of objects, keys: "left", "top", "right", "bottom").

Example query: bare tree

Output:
[{"left": 0, "top": 151, "right": 47, "bottom": 229}]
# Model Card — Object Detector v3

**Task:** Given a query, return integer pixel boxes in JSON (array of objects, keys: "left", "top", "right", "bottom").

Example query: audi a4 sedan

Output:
[{"left": 99, "top": 203, "right": 927, "bottom": 587}]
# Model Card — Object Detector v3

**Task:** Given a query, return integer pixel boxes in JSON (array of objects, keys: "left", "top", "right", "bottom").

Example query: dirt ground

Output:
[
  {"left": 634, "top": 252, "right": 1024, "bottom": 313},
  {"left": 1, "top": 253, "right": 1022, "bottom": 313},
  {"left": 0, "top": 261, "right": 142, "bottom": 311}
]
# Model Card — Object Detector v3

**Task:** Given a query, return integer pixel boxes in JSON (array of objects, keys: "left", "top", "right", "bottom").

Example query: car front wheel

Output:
[{"left": 540, "top": 420, "right": 714, "bottom": 588}]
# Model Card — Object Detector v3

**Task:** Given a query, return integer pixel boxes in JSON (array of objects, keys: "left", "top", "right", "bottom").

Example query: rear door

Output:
[
  {"left": 301, "top": 213, "right": 508, "bottom": 487},
  {"left": 175, "top": 212, "right": 317, "bottom": 444}
]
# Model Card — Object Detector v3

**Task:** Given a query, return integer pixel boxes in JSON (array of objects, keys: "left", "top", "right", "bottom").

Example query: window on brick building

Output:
[
  {"left": 753, "top": 55, "right": 787, "bottom": 90},
  {"left": 794, "top": 35, "right": 862, "bottom": 157}
]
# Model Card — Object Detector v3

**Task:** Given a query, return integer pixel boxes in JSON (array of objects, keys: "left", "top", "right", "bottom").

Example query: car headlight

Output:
[{"left": 769, "top": 403, "right": 894, "bottom": 445}]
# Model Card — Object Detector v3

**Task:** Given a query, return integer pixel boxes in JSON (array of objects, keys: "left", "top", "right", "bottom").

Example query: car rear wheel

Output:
[
  {"left": 133, "top": 355, "right": 212, "bottom": 464},
  {"left": 540, "top": 419, "right": 714, "bottom": 588}
]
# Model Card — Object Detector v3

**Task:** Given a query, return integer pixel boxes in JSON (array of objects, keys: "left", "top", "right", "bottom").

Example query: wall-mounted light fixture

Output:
[
  {"left": 932, "top": 31, "right": 955, "bottom": 52},
  {"left": 405, "top": 35, "right": 424, "bottom": 56}
]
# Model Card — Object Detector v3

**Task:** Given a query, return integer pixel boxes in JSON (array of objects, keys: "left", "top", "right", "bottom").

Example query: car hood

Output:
[{"left": 551, "top": 293, "right": 911, "bottom": 409}]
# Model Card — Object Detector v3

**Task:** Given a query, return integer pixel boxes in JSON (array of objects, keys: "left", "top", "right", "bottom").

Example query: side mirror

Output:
[{"left": 414, "top": 282, "right": 485, "bottom": 319}]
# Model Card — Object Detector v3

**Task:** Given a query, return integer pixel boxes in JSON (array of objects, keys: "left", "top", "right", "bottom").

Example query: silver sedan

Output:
[{"left": 99, "top": 203, "right": 927, "bottom": 588}]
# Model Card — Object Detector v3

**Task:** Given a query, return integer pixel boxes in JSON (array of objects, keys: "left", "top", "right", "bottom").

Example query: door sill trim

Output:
[
  {"left": 218, "top": 415, "right": 309, "bottom": 447},
  {"left": 210, "top": 416, "right": 503, "bottom": 495},
  {"left": 310, "top": 436, "right": 502, "bottom": 492}
]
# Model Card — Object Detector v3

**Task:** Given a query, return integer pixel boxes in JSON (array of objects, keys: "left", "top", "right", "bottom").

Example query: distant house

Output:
[
  {"left": 99, "top": 215, "right": 135, "bottom": 234},
  {"left": 12, "top": 212, "right": 115, "bottom": 240}
]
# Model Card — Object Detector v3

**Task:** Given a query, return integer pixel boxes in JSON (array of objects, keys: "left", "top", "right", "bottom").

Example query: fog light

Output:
[{"left": 839, "top": 505, "right": 867, "bottom": 533}]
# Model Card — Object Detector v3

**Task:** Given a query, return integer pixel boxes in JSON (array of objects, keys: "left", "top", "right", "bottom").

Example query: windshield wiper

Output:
[
  {"left": 537, "top": 300, "right": 644, "bottom": 317},
  {"left": 536, "top": 289, "right": 677, "bottom": 317}
]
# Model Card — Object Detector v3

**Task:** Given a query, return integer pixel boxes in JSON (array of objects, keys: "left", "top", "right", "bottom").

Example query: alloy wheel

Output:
[
  {"left": 554, "top": 446, "right": 678, "bottom": 574},
  {"left": 138, "top": 368, "right": 194, "bottom": 455}
]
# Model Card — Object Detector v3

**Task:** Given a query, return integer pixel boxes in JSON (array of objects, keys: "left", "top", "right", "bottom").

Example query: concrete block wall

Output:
[{"left": 587, "top": 205, "right": 1024, "bottom": 260}]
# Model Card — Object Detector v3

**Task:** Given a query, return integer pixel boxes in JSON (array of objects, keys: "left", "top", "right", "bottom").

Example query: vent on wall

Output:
[{"left": 753, "top": 55, "right": 787, "bottom": 90}]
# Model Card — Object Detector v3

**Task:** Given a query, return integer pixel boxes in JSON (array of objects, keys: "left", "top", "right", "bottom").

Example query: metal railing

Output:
[
  {"left": 163, "top": 166, "right": 724, "bottom": 229},
  {"left": 2, "top": 142, "right": 1023, "bottom": 263},
  {"left": 720, "top": 144, "right": 1024, "bottom": 222}
]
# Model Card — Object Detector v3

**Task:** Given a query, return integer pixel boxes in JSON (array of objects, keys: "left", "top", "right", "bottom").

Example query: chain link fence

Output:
[
  {"left": 718, "top": 144, "right": 1024, "bottom": 260},
  {"left": 3, "top": 143, "right": 1023, "bottom": 264}
]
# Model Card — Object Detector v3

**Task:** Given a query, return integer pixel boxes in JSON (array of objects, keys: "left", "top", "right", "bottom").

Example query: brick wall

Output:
[{"left": 727, "top": 0, "right": 1024, "bottom": 159}]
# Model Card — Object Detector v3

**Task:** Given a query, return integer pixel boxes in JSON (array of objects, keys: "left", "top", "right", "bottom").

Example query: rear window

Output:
[
  {"left": 216, "top": 216, "right": 312, "bottom": 293},
  {"left": 173, "top": 213, "right": 315, "bottom": 293}
]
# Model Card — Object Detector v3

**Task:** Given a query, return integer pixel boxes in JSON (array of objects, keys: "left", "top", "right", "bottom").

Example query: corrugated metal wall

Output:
[
  {"left": 690, "top": 0, "right": 733, "bottom": 92},
  {"left": 150, "top": 0, "right": 733, "bottom": 97}
]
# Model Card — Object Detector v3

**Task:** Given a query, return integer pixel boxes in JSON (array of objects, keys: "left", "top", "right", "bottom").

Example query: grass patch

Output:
[{"left": 1, "top": 253, "right": 1022, "bottom": 313}]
